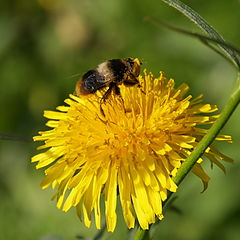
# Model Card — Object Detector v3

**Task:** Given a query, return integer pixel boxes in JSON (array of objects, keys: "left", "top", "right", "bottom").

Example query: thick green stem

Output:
[
  {"left": 134, "top": 0, "right": 240, "bottom": 239},
  {"left": 163, "top": 72, "right": 240, "bottom": 207},
  {"left": 173, "top": 71, "right": 240, "bottom": 185},
  {"left": 135, "top": 72, "right": 240, "bottom": 239}
]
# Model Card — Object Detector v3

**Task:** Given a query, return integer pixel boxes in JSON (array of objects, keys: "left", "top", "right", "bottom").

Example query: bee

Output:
[{"left": 75, "top": 58, "right": 142, "bottom": 103}]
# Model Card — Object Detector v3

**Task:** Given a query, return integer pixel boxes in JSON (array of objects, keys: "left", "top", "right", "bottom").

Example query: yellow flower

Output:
[{"left": 32, "top": 70, "right": 232, "bottom": 232}]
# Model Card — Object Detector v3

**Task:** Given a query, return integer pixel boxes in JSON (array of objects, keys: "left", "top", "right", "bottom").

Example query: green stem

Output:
[
  {"left": 173, "top": 71, "right": 240, "bottom": 185},
  {"left": 134, "top": 1, "right": 240, "bottom": 239},
  {"left": 134, "top": 228, "right": 150, "bottom": 240},
  {"left": 135, "top": 71, "right": 240, "bottom": 239}
]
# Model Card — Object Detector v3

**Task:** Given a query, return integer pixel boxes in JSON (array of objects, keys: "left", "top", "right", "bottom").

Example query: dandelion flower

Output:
[{"left": 32, "top": 69, "right": 232, "bottom": 231}]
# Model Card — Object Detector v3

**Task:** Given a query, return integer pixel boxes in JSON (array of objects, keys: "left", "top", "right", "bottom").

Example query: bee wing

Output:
[
  {"left": 94, "top": 76, "right": 113, "bottom": 90},
  {"left": 76, "top": 70, "right": 113, "bottom": 96},
  {"left": 84, "top": 70, "right": 113, "bottom": 91}
]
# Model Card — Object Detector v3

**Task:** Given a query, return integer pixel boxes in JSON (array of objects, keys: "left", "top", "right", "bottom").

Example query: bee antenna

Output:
[{"left": 65, "top": 72, "right": 82, "bottom": 79}]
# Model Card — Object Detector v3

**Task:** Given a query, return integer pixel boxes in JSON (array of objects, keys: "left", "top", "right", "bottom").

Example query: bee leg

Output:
[
  {"left": 113, "top": 85, "right": 127, "bottom": 113},
  {"left": 139, "top": 87, "right": 146, "bottom": 95},
  {"left": 123, "top": 78, "right": 146, "bottom": 95},
  {"left": 123, "top": 78, "right": 139, "bottom": 86},
  {"left": 113, "top": 84, "right": 121, "bottom": 95},
  {"left": 100, "top": 103, "right": 105, "bottom": 117},
  {"left": 101, "top": 83, "right": 115, "bottom": 103},
  {"left": 100, "top": 83, "right": 115, "bottom": 116}
]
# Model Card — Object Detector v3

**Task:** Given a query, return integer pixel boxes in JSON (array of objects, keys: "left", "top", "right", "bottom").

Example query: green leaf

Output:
[
  {"left": 160, "top": 0, "right": 240, "bottom": 68},
  {"left": 145, "top": 17, "right": 240, "bottom": 66}
]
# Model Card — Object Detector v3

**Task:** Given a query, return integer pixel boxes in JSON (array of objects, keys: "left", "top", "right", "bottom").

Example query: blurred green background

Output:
[{"left": 0, "top": 0, "right": 239, "bottom": 239}]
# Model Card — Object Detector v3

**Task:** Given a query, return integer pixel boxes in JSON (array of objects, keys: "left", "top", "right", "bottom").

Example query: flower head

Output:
[{"left": 32, "top": 70, "right": 232, "bottom": 231}]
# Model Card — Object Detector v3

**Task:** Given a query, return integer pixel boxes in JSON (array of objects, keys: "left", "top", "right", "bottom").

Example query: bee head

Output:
[{"left": 125, "top": 58, "right": 142, "bottom": 77}]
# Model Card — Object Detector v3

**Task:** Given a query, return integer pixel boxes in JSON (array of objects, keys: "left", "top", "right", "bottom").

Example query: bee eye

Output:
[{"left": 126, "top": 59, "right": 134, "bottom": 68}]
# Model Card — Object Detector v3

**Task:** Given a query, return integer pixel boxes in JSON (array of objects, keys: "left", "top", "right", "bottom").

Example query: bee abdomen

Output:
[{"left": 80, "top": 70, "right": 105, "bottom": 94}]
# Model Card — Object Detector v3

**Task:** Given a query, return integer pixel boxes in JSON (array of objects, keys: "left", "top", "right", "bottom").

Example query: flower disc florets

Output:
[{"left": 32, "top": 70, "right": 232, "bottom": 231}]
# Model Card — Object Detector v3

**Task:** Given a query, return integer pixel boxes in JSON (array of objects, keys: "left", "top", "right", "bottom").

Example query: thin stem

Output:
[{"left": 0, "top": 133, "right": 31, "bottom": 142}]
